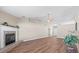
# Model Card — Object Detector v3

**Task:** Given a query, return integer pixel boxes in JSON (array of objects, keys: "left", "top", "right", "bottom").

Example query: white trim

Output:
[{"left": 0, "top": 25, "right": 18, "bottom": 48}]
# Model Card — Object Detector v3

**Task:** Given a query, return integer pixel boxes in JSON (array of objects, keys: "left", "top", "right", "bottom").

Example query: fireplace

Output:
[
  {"left": 0, "top": 25, "right": 18, "bottom": 48},
  {"left": 4, "top": 31, "right": 16, "bottom": 46}
]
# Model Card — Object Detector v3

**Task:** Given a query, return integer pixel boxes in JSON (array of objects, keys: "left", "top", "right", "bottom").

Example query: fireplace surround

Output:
[{"left": 0, "top": 25, "right": 18, "bottom": 48}]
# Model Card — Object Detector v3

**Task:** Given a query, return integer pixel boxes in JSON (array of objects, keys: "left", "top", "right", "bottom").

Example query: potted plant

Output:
[{"left": 64, "top": 34, "right": 79, "bottom": 53}]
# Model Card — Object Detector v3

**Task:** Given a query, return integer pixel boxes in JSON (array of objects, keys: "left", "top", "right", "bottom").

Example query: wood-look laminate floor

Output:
[{"left": 8, "top": 37, "right": 66, "bottom": 53}]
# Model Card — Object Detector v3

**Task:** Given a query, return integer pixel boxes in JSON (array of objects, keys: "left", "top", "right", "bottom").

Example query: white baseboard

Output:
[{"left": 23, "top": 36, "right": 48, "bottom": 42}]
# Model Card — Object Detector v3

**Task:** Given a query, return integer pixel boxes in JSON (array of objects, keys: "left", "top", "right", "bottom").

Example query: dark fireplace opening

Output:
[{"left": 5, "top": 33, "right": 15, "bottom": 46}]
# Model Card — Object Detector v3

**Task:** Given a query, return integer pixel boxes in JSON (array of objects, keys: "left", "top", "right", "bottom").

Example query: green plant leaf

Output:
[{"left": 64, "top": 34, "right": 79, "bottom": 46}]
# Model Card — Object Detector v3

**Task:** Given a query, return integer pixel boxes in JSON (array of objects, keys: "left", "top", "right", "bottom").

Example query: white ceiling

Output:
[{"left": 0, "top": 6, "right": 79, "bottom": 23}]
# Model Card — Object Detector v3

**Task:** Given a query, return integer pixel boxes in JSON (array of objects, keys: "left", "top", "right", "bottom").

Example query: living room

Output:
[{"left": 0, "top": 6, "right": 79, "bottom": 53}]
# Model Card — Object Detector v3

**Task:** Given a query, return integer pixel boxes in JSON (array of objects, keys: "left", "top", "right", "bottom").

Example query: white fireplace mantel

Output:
[{"left": 0, "top": 25, "right": 18, "bottom": 48}]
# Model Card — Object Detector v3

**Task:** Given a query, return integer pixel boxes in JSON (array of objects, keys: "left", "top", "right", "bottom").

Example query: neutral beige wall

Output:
[
  {"left": 18, "top": 19, "right": 48, "bottom": 41},
  {"left": 55, "top": 24, "right": 75, "bottom": 38},
  {"left": 18, "top": 19, "right": 76, "bottom": 41},
  {"left": 0, "top": 11, "right": 48, "bottom": 41},
  {"left": 0, "top": 11, "right": 19, "bottom": 26},
  {"left": 0, "top": 10, "right": 77, "bottom": 40}
]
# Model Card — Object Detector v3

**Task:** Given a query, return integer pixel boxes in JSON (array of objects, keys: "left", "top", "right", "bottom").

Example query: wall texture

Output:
[
  {"left": 0, "top": 11, "right": 19, "bottom": 26},
  {"left": 17, "top": 19, "right": 48, "bottom": 41},
  {"left": 53, "top": 24, "right": 75, "bottom": 38},
  {"left": 0, "top": 11, "right": 48, "bottom": 41},
  {"left": 0, "top": 10, "right": 78, "bottom": 41}
]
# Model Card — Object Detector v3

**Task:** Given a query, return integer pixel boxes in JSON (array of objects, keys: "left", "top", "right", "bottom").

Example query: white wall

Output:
[
  {"left": 18, "top": 19, "right": 77, "bottom": 41},
  {"left": 0, "top": 11, "right": 48, "bottom": 41},
  {"left": 18, "top": 19, "right": 48, "bottom": 41},
  {"left": 53, "top": 23, "right": 75, "bottom": 38},
  {"left": 1, "top": 10, "right": 78, "bottom": 41}
]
